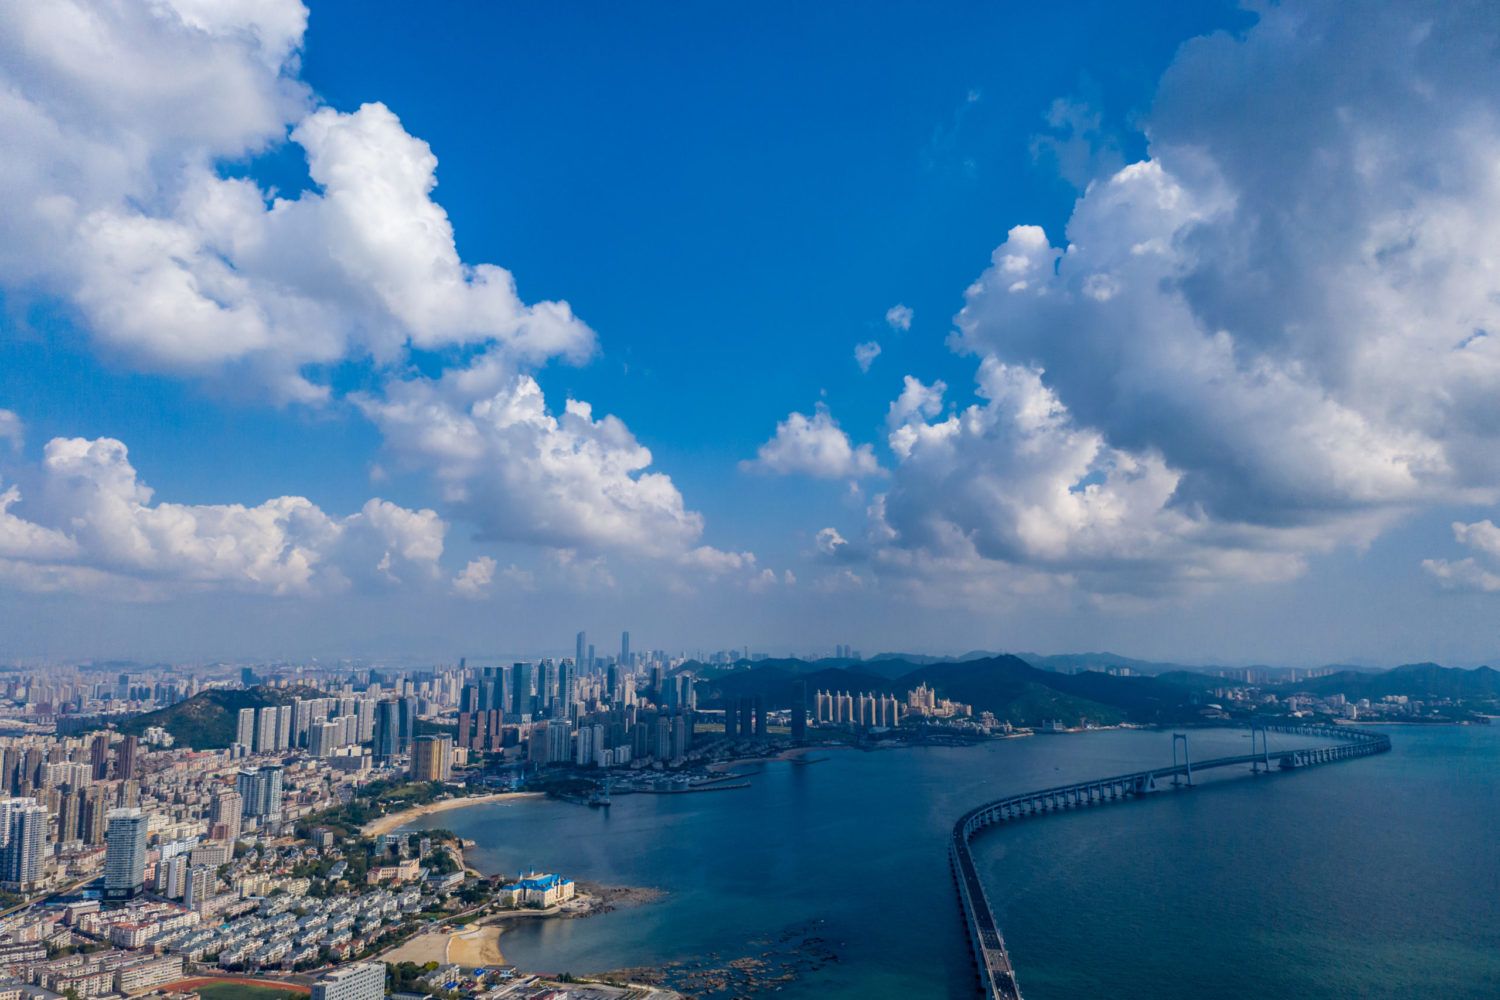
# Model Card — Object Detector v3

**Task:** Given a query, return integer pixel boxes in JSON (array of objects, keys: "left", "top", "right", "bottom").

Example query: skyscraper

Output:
[
  {"left": 235, "top": 708, "right": 255, "bottom": 749},
  {"left": 410, "top": 735, "right": 452, "bottom": 782},
  {"left": 255, "top": 707, "right": 277, "bottom": 753},
  {"left": 104, "top": 807, "right": 148, "bottom": 900},
  {"left": 576, "top": 631, "right": 586, "bottom": 668},
  {"left": 621, "top": 630, "right": 631, "bottom": 665},
  {"left": 0, "top": 799, "right": 46, "bottom": 890},
  {"left": 211, "top": 789, "right": 242, "bottom": 842},
  {"left": 558, "top": 659, "right": 576, "bottom": 721},
  {"left": 89, "top": 734, "right": 110, "bottom": 781},
  {"left": 511, "top": 662, "right": 534, "bottom": 719},
  {"left": 115, "top": 735, "right": 138, "bottom": 780},
  {"left": 372, "top": 697, "right": 415, "bottom": 763},
  {"left": 235, "top": 766, "right": 283, "bottom": 821}
]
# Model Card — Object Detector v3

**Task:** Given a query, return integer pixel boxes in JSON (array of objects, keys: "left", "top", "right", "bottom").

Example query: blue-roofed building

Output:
[{"left": 500, "top": 871, "right": 576, "bottom": 908}]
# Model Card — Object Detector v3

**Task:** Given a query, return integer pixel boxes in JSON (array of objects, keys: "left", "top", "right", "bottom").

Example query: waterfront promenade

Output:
[{"left": 950, "top": 723, "right": 1393, "bottom": 999}]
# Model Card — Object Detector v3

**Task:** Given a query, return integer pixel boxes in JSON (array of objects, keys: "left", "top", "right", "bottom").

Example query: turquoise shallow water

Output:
[{"left": 403, "top": 725, "right": 1499, "bottom": 998}]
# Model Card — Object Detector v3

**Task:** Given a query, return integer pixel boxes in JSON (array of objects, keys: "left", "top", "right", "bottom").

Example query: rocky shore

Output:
[{"left": 594, "top": 919, "right": 839, "bottom": 998}]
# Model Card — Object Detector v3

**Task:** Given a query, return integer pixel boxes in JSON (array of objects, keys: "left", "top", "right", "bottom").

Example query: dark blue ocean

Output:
[{"left": 403, "top": 725, "right": 1499, "bottom": 998}]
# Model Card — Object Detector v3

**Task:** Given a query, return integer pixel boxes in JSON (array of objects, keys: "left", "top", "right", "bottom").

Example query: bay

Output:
[{"left": 401, "top": 725, "right": 1499, "bottom": 998}]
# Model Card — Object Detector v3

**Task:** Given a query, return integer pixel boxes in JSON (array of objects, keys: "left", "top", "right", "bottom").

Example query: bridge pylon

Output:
[
  {"left": 1250, "top": 722, "right": 1272, "bottom": 773},
  {"left": 1172, "top": 733, "right": 1192, "bottom": 786}
]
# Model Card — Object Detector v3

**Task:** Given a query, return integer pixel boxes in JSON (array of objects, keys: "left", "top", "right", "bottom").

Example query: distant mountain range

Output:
[
  {"left": 697, "top": 654, "right": 1500, "bottom": 727},
  {"left": 1270, "top": 662, "right": 1500, "bottom": 701},
  {"left": 870, "top": 649, "right": 1383, "bottom": 678},
  {"left": 695, "top": 654, "right": 1207, "bottom": 727}
]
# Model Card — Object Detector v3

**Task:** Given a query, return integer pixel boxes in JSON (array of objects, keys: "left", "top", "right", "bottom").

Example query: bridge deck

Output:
[{"left": 950, "top": 723, "right": 1391, "bottom": 999}]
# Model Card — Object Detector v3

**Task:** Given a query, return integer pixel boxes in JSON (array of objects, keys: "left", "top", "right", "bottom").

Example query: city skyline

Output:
[{"left": 4, "top": 1, "right": 1500, "bottom": 668}]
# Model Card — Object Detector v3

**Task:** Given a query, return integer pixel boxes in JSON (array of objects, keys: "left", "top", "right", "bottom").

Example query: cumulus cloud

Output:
[
  {"left": 848, "top": 0, "right": 1500, "bottom": 604},
  {"left": 0, "top": 435, "right": 446, "bottom": 598},
  {"left": 1423, "top": 520, "right": 1500, "bottom": 592},
  {"left": 815, "top": 527, "right": 850, "bottom": 558},
  {"left": 0, "top": 2, "right": 592, "bottom": 402},
  {"left": 742, "top": 404, "right": 881, "bottom": 479},
  {"left": 452, "top": 556, "right": 497, "bottom": 599},
  {"left": 0, "top": 411, "right": 22, "bottom": 451},
  {"left": 885, "top": 304, "right": 913, "bottom": 331},
  {"left": 854, "top": 341, "right": 882, "bottom": 373},
  {"left": 0, "top": 2, "right": 759, "bottom": 579},
  {"left": 358, "top": 352, "right": 710, "bottom": 559}
]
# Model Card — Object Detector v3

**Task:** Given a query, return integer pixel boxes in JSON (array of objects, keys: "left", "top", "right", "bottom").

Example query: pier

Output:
[{"left": 949, "top": 722, "right": 1392, "bottom": 999}]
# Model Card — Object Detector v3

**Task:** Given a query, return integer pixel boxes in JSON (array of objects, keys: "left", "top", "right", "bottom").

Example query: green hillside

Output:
[
  {"left": 695, "top": 654, "right": 1201, "bottom": 727},
  {"left": 120, "top": 686, "right": 306, "bottom": 749},
  {"left": 1278, "top": 662, "right": 1500, "bottom": 703}
]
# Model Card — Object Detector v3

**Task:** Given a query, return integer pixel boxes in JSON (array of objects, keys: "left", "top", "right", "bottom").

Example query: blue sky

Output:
[{"left": 2, "top": 1, "right": 1499, "bottom": 665}]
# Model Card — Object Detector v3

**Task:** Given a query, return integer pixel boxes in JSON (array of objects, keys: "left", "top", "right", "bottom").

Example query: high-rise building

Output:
[
  {"left": 310, "top": 963, "right": 385, "bottom": 1000},
  {"left": 0, "top": 799, "right": 47, "bottom": 890},
  {"left": 104, "top": 807, "right": 148, "bottom": 900},
  {"left": 309, "top": 719, "right": 342, "bottom": 757},
  {"left": 235, "top": 708, "right": 256, "bottom": 749},
  {"left": 576, "top": 631, "right": 587, "bottom": 669},
  {"left": 372, "top": 697, "right": 416, "bottom": 764},
  {"left": 558, "top": 660, "right": 576, "bottom": 721},
  {"left": 235, "top": 766, "right": 283, "bottom": 821},
  {"left": 511, "top": 663, "right": 534, "bottom": 719},
  {"left": 254, "top": 707, "right": 277, "bottom": 753},
  {"left": 410, "top": 735, "right": 452, "bottom": 782},
  {"left": 210, "top": 789, "right": 242, "bottom": 842},
  {"left": 546, "top": 720, "right": 571, "bottom": 764},
  {"left": 184, "top": 864, "right": 215, "bottom": 909},
  {"left": 81, "top": 787, "right": 109, "bottom": 845},
  {"left": 89, "top": 735, "right": 111, "bottom": 781},
  {"left": 115, "top": 735, "right": 138, "bottom": 781},
  {"left": 538, "top": 660, "right": 557, "bottom": 717},
  {"left": 58, "top": 788, "right": 84, "bottom": 846},
  {"left": 621, "top": 631, "right": 631, "bottom": 665}
]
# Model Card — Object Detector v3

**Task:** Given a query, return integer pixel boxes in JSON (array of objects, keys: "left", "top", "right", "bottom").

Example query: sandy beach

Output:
[
  {"left": 447, "top": 925, "right": 506, "bottom": 967},
  {"left": 362, "top": 791, "right": 544, "bottom": 837},
  {"left": 379, "top": 925, "right": 508, "bottom": 967}
]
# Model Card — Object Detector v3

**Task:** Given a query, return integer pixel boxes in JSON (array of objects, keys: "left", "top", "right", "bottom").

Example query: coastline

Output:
[{"left": 362, "top": 791, "right": 545, "bottom": 837}]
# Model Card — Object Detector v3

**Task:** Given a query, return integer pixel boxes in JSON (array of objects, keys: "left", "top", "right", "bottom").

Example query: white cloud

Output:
[
  {"left": 853, "top": 1, "right": 1500, "bottom": 604},
  {"left": 742, "top": 404, "right": 881, "bottom": 479},
  {"left": 680, "top": 546, "right": 755, "bottom": 576},
  {"left": 1423, "top": 556, "right": 1500, "bottom": 593},
  {"left": 854, "top": 341, "right": 882, "bottom": 373},
  {"left": 0, "top": 2, "right": 754, "bottom": 580},
  {"left": 1424, "top": 520, "right": 1500, "bottom": 592},
  {"left": 0, "top": 411, "right": 22, "bottom": 451},
  {"left": 0, "top": 2, "right": 592, "bottom": 402},
  {"left": 358, "top": 352, "right": 709, "bottom": 559},
  {"left": 453, "top": 556, "right": 497, "bottom": 599},
  {"left": 0, "top": 434, "right": 446, "bottom": 598},
  {"left": 867, "top": 358, "right": 1319, "bottom": 600},
  {"left": 815, "top": 527, "right": 849, "bottom": 557},
  {"left": 885, "top": 304, "right": 913, "bottom": 331}
]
